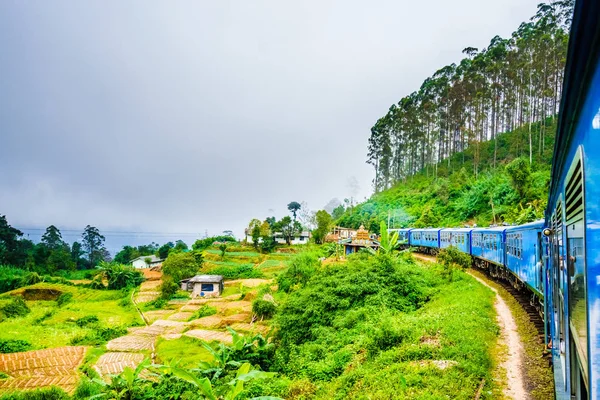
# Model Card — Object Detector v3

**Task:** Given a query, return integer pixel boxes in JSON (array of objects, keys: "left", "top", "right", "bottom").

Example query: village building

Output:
[
  {"left": 180, "top": 275, "right": 224, "bottom": 298},
  {"left": 273, "top": 231, "right": 311, "bottom": 245},
  {"left": 130, "top": 255, "right": 164, "bottom": 269},
  {"left": 339, "top": 225, "right": 379, "bottom": 255},
  {"left": 325, "top": 226, "right": 358, "bottom": 242}
]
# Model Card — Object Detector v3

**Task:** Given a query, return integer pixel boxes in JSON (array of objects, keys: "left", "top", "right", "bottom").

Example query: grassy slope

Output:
[
  {"left": 0, "top": 283, "right": 142, "bottom": 349},
  {"left": 338, "top": 119, "right": 556, "bottom": 231}
]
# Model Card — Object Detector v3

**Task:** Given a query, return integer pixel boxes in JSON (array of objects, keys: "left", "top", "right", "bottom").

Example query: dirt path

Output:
[{"left": 413, "top": 253, "right": 529, "bottom": 400}]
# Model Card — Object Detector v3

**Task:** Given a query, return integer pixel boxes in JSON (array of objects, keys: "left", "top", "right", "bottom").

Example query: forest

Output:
[{"left": 366, "top": 1, "right": 573, "bottom": 192}]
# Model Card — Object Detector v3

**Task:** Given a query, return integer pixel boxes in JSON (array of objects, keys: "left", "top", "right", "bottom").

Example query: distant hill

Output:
[{"left": 336, "top": 119, "right": 555, "bottom": 232}]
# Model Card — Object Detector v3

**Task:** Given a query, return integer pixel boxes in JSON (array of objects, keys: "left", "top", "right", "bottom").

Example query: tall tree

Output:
[
  {"left": 41, "top": 225, "right": 65, "bottom": 250},
  {"left": 81, "top": 225, "right": 106, "bottom": 268},
  {"left": 0, "top": 215, "right": 26, "bottom": 266},
  {"left": 287, "top": 202, "right": 302, "bottom": 221},
  {"left": 312, "top": 210, "right": 333, "bottom": 244}
]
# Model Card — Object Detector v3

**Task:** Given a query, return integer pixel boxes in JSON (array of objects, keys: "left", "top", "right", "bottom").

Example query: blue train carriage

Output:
[
  {"left": 409, "top": 228, "right": 440, "bottom": 254},
  {"left": 388, "top": 228, "right": 412, "bottom": 247},
  {"left": 545, "top": 0, "right": 600, "bottom": 397},
  {"left": 470, "top": 226, "right": 506, "bottom": 271},
  {"left": 439, "top": 228, "right": 472, "bottom": 254},
  {"left": 504, "top": 221, "right": 545, "bottom": 297}
]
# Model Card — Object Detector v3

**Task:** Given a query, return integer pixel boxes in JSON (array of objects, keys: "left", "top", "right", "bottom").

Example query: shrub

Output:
[
  {"left": 97, "top": 262, "right": 144, "bottom": 290},
  {"left": 56, "top": 292, "right": 73, "bottom": 307},
  {"left": 438, "top": 246, "right": 472, "bottom": 281},
  {"left": 0, "top": 339, "right": 31, "bottom": 353},
  {"left": 75, "top": 315, "right": 99, "bottom": 327},
  {"left": 276, "top": 251, "right": 320, "bottom": 293},
  {"left": 160, "top": 276, "right": 180, "bottom": 300},
  {"left": 162, "top": 252, "right": 203, "bottom": 283},
  {"left": 209, "top": 264, "right": 263, "bottom": 279},
  {"left": 2, "top": 297, "right": 30, "bottom": 318},
  {"left": 0, "top": 266, "right": 28, "bottom": 294},
  {"left": 0, "top": 387, "right": 69, "bottom": 400},
  {"left": 189, "top": 305, "right": 217, "bottom": 320},
  {"left": 34, "top": 310, "right": 55, "bottom": 325},
  {"left": 252, "top": 299, "right": 277, "bottom": 320},
  {"left": 70, "top": 325, "right": 127, "bottom": 346}
]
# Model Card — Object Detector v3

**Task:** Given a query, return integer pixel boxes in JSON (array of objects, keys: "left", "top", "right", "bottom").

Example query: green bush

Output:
[
  {"left": 1, "top": 297, "right": 30, "bottom": 318},
  {"left": 209, "top": 264, "right": 263, "bottom": 279},
  {"left": 56, "top": 292, "right": 73, "bottom": 307},
  {"left": 0, "top": 266, "right": 28, "bottom": 294},
  {"left": 189, "top": 305, "right": 217, "bottom": 320},
  {"left": 160, "top": 276, "right": 180, "bottom": 300},
  {"left": 252, "top": 299, "right": 277, "bottom": 319},
  {"left": 0, "top": 387, "right": 69, "bottom": 400},
  {"left": 75, "top": 315, "right": 99, "bottom": 327},
  {"left": 97, "top": 262, "right": 144, "bottom": 290},
  {"left": 0, "top": 339, "right": 31, "bottom": 353},
  {"left": 69, "top": 325, "right": 127, "bottom": 346},
  {"left": 276, "top": 251, "right": 320, "bottom": 293},
  {"left": 438, "top": 246, "right": 472, "bottom": 281}
]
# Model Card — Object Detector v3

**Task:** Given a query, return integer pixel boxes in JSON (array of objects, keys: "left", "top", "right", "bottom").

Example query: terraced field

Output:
[{"left": 0, "top": 347, "right": 87, "bottom": 393}]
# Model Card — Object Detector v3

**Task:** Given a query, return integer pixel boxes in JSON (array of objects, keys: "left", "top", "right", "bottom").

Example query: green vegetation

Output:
[
  {"left": 0, "top": 283, "right": 142, "bottom": 349},
  {"left": 189, "top": 305, "right": 218, "bottom": 320},
  {"left": 339, "top": 124, "right": 553, "bottom": 231},
  {"left": 438, "top": 246, "right": 473, "bottom": 281},
  {"left": 0, "top": 339, "right": 31, "bottom": 354}
]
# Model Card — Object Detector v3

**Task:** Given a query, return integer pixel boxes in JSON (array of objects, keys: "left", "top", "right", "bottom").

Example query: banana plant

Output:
[
  {"left": 377, "top": 221, "right": 399, "bottom": 255},
  {"left": 90, "top": 358, "right": 152, "bottom": 399},
  {"left": 172, "top": 362, "right": 281, "bottom": 400}
]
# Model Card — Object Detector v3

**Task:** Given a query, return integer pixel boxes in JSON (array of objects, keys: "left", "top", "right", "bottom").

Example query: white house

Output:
[
  {"left": 180, "top": 275, "right": 224, "bottom": 298},
  {"left": 274, "top": 231, "right": 311, "bottom": 245},
  {"left": 130, "top": 255, "right": 164, "bottom": 269}
]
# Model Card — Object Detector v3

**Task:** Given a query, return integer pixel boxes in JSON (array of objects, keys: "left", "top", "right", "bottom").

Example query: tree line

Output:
[
  {"left": 0, "top": 215, "right": 108, "bottom": 273},
  {"left": 367, "top": 1, "right": 573, "bottom": 192}
]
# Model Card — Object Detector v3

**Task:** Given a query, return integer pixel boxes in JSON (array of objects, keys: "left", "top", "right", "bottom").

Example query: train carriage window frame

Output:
[{"left": 563, "top": 146, "right": 588, "bottom": 388}]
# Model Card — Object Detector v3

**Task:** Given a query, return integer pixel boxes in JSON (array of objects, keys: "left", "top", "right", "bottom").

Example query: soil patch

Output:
[
  {"left": 20, "top": 288, "right": 63, "bottom": 301},
  {"left": 94, "top": 352, "right": 145, "bottom": 376}
]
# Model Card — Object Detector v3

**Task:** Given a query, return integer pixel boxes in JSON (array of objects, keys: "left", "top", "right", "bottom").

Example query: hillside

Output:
[{"left": 337, "top": 119, "right": 555, "bottom": 232}]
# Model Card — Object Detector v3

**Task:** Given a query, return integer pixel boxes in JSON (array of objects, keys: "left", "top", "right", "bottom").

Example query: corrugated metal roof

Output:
[{"left": 180, "top": 274, "right": 224, "bottom": 283}]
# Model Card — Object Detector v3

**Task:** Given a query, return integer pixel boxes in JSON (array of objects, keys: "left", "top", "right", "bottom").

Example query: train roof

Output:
[
  {"left": 504, "top": 220, "right": 544, "bottom": 232},
  {"left": 548, "top": 0, "right": 600, "bottom": 215},
  {"left": 471, "top": 226, "right": 507, "bottom": 233},
  {"left": 440, "top": 228, "right": 473, "bottom": 232},
  {"left": 410, "top": 228, "right": 441, "bottom": 232}
]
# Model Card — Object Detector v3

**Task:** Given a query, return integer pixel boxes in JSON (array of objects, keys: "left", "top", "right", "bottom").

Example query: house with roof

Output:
[
  {"left": 180, "top": 275, "right": 224, "bottom": 298},
  {"left": 273, "top": 231, "right": 311, "bottom": 245},
  {"left": 130, "top": 255, "right": 164, "bottom": 269},
  {"left": 339, "top": 225, "right": 379, "bottom": 255}
]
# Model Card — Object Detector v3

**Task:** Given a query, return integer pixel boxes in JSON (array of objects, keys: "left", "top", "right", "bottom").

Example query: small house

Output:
[
  {"left": 339, "top": 225, "right": 379, "bottom": 255},
  {"left": 273, "top": 231, "right": 312, "bottom": 245},
  {"left": 180, "top": 275, "right": 224, "bottom": 298},
  {"left": 131, "top": 255, "right": 164, "bottom": 269}
]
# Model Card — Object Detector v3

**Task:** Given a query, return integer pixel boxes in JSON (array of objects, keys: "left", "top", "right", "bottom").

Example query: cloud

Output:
[{"left": 0, "top": 0, "right": 540, "bottom": 243}]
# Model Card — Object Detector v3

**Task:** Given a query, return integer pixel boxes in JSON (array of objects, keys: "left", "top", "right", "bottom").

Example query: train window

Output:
[{"left": 565, "top": 150, "right": 587, "bottom": 384}]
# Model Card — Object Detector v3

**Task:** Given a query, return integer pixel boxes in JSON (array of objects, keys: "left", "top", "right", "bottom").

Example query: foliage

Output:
[
  {"left": 190, "top": 304, "right": 217, "bottom": 320},
  {"left": 70, "top": 325, "right": 127, "bottom": 345},
  {"left": 252, "top": 299, "right": 277, "bottom": 320},
  {"left": 287, "top": 201, "right": 302, "bottom": 220},
  {"left": 276, "top": 251, "right": 320, "bottom": 293},
  {"left": 438, "top": 246, "right": 472, "bottom": 281},
  {"left": 96, "top": 262, "right": 144, "bottom": 290},
  {"left": 208, "top": 264, "right": 263, "bottom": 280},
  {"left": 192, "top": 236, "right": 237, "bottom": 252},
  {"left": 1, "top": 297, "right": 30, "bottom": 318},
  {"left": 160, "top": 276, "right": 180, "bottom": 300},
  {"left": 75, "top": 314, "right": 99, "bottom": 327},
  {"left": 81, "top": 225, "right": 107, "bottom": 268},
  {"left": 161, "top": 251, "right": 203, "bottom": 283},
  {"left": 219, "top": 243, "right": 228, "bottom": 258},
  {"left": 366, "top": 2, "right": 571, "bottom": 191},
  {"left": 0, "top": 387, "right": 69, "bottom": 400},
  {"left": 56, "top": 292, "right": 73, "bottom": 307},
  {"left": 260, "top": 236, "right": 276, "bottom": 254},
  {"left": 114, "top": 243, "right": 159, "bottom": 265},
  {"left": 506, "top": 157, "right": 531, "bottom": 198},
  {"left": 0, "top": 339, "right": 31, "bottom": 353},
  {"left": 377, "top": 221, "right": 399, "bottom": 254},
  {"left": 312, "top": 210, "right": 332, "bottom": 245}
]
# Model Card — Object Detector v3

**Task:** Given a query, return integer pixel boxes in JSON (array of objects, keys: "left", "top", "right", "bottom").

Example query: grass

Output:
[
  {"left": 155, "top": 336, "right": 214, "bottom": 368},
  {"left": 469, "top": 269, "right": 554, "bottom": 400},
  {"left": 0, "top": 283, "right": 142, "bottom": 349},
  {"left": 205, "top": 249, "right": 262, "bottom": 257}
]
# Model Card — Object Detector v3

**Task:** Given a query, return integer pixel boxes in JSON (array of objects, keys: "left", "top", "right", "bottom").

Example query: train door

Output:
[
  {"left": 552, "top": 199, "right": 568, "bottom": 390},
  {"left": 565, "top": 150, "right": 588, "bottom": 398}
]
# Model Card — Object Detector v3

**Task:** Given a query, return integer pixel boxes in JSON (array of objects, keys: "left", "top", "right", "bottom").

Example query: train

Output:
[{"left": 389, "top": 1, "right": 600, "bottom": 398}]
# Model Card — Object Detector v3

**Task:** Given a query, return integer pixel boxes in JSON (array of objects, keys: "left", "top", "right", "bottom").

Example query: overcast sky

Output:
[{"left": 0, "top": 0, "right": 540, "bottom": 248}]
